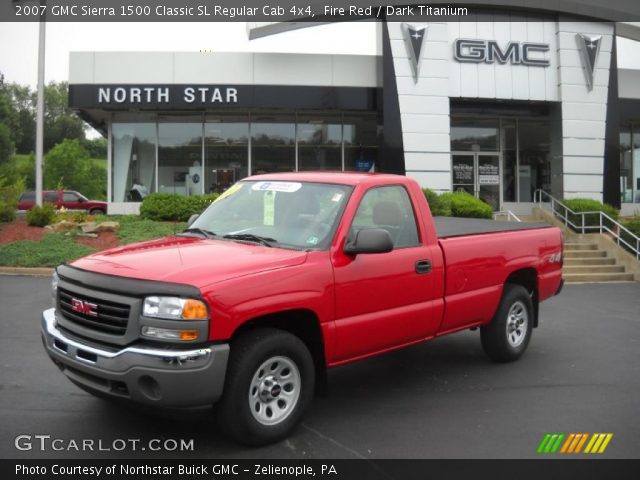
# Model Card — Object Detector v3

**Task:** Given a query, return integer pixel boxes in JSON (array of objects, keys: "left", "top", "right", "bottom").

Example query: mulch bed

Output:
[{"left": 0, "top": 220, "right": 119, "bottom": 250}]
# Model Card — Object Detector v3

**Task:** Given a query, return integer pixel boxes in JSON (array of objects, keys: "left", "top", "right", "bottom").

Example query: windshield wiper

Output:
[
  {"left": 179, "top": 228, "right": 217, "bottom": 239},
  {"left": 222, "top": 233, "right": 277, "bottom": 247}
]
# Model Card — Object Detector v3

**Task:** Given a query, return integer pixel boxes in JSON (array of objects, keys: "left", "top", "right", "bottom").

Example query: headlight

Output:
[
  {"left": 51, "top": 270, "right": 59, "bottom": 293},
  {"left": 51, "top": 270, "right": 59, "bottom": 307},
  {"left": 142, "top": 296, "right": 208, "bottom": 320}
]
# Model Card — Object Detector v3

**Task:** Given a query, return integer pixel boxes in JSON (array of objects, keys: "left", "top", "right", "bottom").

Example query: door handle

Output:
[{"left": 415, "top": 260, "right": 432, "bottom": 274}]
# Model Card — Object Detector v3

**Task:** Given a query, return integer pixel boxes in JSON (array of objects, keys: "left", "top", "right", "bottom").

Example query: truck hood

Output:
[{"left": 70, "top": 236, "right": 308, "bottom": 289}]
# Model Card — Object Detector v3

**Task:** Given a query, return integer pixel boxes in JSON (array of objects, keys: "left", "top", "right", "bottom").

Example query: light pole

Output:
[
  {"left": 12, "top": 0, "right": 45, "bottom": 206},
  {"left": 35, "top": 1, "right": 45, "bottom": 206}
]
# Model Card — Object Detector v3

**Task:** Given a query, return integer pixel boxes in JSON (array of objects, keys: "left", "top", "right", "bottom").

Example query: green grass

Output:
[
  {"left": 0, "top": 216, "right": 185, "bottom": 268},
  {"left": 94, "top": 215, "right": 186, "bottom": 245},
  {"left": 0, "top": 233, "right": 95, "bottom": 267}
]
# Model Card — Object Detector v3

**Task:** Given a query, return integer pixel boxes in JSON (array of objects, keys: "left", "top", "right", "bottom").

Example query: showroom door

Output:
[{"left": 451, "top": 152, "right": 501, "bottom": 211}]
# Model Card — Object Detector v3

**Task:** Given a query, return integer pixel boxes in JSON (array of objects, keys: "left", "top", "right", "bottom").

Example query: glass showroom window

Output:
[
  {"left": 158, "top": 123, "right": 203, "bottom": 196},
  {"left": 518, "top": 121, "right": 551, "bottom": 202},
  {"left": 502, "top": 119, "right": 517, "bottom": 202},
  {"left": 344, "top": 114, "right": 380, "bottom": 172},
  {"left": 251, "top": 117, "right": 295, "bottom": 173},
  {"left": 297, "top": 115, "right": 342, "bottom": 171},
  {"left": 450, "top": 118, "right": 500, "bottom": 152},
  {"left": 111, "top": 123, "right": 157, "bottom": 202},
  {"left": 620, "top": 127, "right": 633, "bottom": 203},
  {"left": 205, "top": 117, "right": 249, "bottom": 194}
]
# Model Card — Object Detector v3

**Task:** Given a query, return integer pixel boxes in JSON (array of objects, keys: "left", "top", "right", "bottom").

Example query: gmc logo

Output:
[
  {"left": 71, "top": 298, "right": 98, "bottom": 317},
  {"left": 454, "top": 39, "right": 550, "bottom": 67}
]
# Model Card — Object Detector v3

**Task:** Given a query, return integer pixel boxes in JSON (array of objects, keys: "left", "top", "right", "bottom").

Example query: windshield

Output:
[{"left": 190, "top": 181, "right": 352, "bottom": 250}]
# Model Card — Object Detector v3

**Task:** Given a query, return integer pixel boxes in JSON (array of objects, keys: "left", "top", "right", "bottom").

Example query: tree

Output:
[
  {"left": 43, "top": 82, "right": 85, "bottom": 152},
  {"left": 0, "top": 74, "right": 16, "bottom": 165},
  {"left": 44, "top": 139, "right": 106, "bottom": 200},
  {"left": 5, "top": 83, "right": 35, "bottom": 154}
]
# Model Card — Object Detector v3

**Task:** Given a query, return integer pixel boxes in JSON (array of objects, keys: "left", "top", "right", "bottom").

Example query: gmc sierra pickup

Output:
[{"left": 41, "top": 172, "right": 563, "bottom": 445}]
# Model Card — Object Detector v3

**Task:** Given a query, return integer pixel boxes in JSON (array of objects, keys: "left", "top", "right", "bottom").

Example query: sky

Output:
[
  {"left": 0, "top": 22, "right": 380, "bottom": 87},
  {"left": 1, "top": 21, "right": 640, "bottom": 87}
]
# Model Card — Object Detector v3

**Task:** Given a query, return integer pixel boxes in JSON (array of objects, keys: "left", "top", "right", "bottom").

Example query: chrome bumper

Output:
[{"left": 41, "top": 308, "right": 229, "bottom": 407}]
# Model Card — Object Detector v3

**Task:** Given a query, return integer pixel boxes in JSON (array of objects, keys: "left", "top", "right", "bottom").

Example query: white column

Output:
[
  {"left": 557, "top": 20, "right": 614, "bottom": 201},
  {"left": 388, "top": 22, "right": 451, "bottom": 193}
]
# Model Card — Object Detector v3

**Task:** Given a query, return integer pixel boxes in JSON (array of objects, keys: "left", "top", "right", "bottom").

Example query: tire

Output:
[
  {"left": 89, "top": 208, "right": 105, "bottom": 215},
  {"left": 216, "top": 328, "right": 315, "bottom": 446},
  {"left": 480, "top": 284, "right": 534, "bottom": 363}
]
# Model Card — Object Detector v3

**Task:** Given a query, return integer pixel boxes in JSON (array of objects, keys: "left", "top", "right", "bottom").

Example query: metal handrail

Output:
[
  {"left": 534, "top": 189, "right": 640, "bottom": 261},
  {"left": 493, "top": 210, "right": 522, "bottom": 222}
]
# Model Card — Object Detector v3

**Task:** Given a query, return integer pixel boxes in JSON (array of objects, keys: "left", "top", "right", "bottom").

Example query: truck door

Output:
[{"left": 332, "top": 185, "right": 440, "bottom": 362}]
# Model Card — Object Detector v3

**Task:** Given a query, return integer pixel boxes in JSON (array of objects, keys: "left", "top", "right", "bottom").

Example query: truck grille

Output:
[{"left": 58, "top": 288, "right": 130, "bottom": 336}]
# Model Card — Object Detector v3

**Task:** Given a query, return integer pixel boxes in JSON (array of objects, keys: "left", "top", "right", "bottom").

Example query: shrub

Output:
[
  {"left": 432, "top": 192, "right": 453, "bottom": 217},
  {"left": 563, "top": 198, "right": 619, "bottom": 228},
  {"left": 449, "top": 191, "right": 493, "bottom": 219},
  {"left": 423, "top": 188, "right": 439, "bottom": 210},
  {"left": 622, "top": 218, "right": 640, "bottom": 236},
  {"left": 53, "top": 209, "right": 88, "bottom": 224},
  {"left": 0, "top": 175, "right": 25, "bottom": 222},
  {"left": 26, "top": 203, "right": 55, "bottom": 227},
  {"left": 140, "top": 193, "right": 220, "bottom": 222}
]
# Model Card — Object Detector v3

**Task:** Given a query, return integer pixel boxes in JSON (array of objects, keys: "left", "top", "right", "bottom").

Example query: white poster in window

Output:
[{"left": 479, "top": 175, "right": 500, "bottom": 185}]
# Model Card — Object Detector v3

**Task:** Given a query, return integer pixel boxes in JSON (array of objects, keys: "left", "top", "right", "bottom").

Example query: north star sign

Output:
[
  {"left": 97, "top": 86, "right": 239, "bottom": 105},
  {"left": 454, "top": 39, "right": 550, "bottom": 67}
]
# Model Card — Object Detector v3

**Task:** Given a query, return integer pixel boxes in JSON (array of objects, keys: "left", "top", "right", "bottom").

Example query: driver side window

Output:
[{"left": 351, "top": 186, "right": 420, "bottom": 248}]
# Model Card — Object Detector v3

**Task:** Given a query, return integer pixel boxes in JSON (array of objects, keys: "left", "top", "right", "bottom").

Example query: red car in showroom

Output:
[{"left": 17, "top": 190, "right": 107, "bottom": 215}]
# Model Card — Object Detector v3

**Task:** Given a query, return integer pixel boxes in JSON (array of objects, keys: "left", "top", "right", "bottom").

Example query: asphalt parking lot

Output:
[{"left": 1, "top": 276, "right": 639, "bottom": 459}]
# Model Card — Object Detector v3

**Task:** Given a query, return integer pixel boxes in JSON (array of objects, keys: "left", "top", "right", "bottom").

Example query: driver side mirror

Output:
[
  {"left": 344, "top": 228, "right": 394, "bottom": 255},
  {"left": 187, "top": 214, "right": 199, "bottom": 227}
]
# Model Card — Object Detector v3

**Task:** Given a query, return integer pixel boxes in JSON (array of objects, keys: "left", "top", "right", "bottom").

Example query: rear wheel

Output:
[
  {"left": 480, "top": 284, "right": 533, "bottom": 362},
  {"left": 89, "top": 208, "right": 105, "bottom": 215},
  {"left": 216, "top": 328, "right": 315, "bottom": 446}
]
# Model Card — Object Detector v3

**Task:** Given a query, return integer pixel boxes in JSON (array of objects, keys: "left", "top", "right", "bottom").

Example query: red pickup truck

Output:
[{"left": 41, "top": 172, "right": 563, "bottom": 445}]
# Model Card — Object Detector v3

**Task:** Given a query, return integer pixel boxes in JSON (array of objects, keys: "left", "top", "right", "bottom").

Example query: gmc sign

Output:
[{"left": 454, "top": 39, "right": 550, "bottom": 67}]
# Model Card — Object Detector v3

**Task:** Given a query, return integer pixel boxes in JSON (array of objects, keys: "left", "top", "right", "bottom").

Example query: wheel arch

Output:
[
  {"left": 504, "top": 268, "right": 539, "bottom": 327},
  {"left": 231, "top": 309, "right": 328, "bottom": 396}
]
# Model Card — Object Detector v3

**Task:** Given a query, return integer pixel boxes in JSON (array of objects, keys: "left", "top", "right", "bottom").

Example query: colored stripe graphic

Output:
[
  {"left": 537, "top": 433, "right": 565, "bottom": 453},
  {"left": 584, "top": 433, "right": 613, "bottom": 454},
  {"left": 539, "top": 433, "right": 613, "bottom": 454}
]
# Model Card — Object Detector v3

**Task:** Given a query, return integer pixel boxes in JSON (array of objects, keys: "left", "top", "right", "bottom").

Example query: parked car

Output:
[
  {"left": 41, "top": 172, "right": 563, "bottom": 445},
  {"left": 18, "top": 190, "right": 107, "bottom": 215}
]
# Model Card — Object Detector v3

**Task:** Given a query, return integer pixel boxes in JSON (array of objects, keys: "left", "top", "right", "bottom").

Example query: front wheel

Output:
[
  {"left": 480, "top": 284, "right": 533, "bottom": 362},
  {"left": 89, "top": 208, "right": 105, "bottom": 215},
  {"left": 216, "top": 328, "right": 315, "bottom": 446}
]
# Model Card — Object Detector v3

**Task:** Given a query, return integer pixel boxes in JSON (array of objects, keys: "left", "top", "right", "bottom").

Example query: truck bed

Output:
[{"left": 434, "top": 216, "right": 551, "bottom": 239}]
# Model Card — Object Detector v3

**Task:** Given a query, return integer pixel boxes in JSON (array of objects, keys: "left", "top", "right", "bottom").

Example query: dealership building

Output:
[{"left": 68, "top": 11, "right": 640, "bottom": 215}]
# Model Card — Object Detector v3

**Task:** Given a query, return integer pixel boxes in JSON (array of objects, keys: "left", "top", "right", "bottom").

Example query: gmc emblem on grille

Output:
[{"left": 71, "top": 298, "right": 98, "bottom": 317}]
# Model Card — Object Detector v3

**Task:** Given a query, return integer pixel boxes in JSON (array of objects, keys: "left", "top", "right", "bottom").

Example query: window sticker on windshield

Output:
[
  {"left": 331, "top": 193, "right": 343, "bottom": 202},
  {"left": 251, "top": 181, "right": 302, "bottom": 193},
  {"left": 306, "top": 236, "right": 319, "bottom": 245},
  {"left": 264, "top": 191, "right": 275, "bottom": 226},
  {"left": 213, "top": 183, "right": 243, "bottom": 203}
]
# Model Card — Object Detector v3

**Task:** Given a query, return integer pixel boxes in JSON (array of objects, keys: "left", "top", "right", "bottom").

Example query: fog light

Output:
[{"left": 141, "top": 326, "right": 199, "bottom": 341}]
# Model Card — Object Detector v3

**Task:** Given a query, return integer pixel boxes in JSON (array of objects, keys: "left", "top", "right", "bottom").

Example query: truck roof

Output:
[{"left": 243, "top": 171, "right": 412, "bottom": 187}]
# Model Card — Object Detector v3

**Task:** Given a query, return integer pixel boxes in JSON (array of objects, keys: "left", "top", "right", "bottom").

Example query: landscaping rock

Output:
[
  {"left": 50, "top": 221, "right": 79, "bottom": 233},
  {"left": 80, "top": 222, "right": 99, "bottom": 233},
  {"left": 76, "top": 232, "right": 98, "bottom": 238},
  {"left": 95, "top": 221, "right": 120, "bottom": 232}
]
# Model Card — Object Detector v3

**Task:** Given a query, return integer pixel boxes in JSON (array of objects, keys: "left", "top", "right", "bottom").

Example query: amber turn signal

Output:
[{"left": 182, "top": 299, "right": 208, "bottom": 320}]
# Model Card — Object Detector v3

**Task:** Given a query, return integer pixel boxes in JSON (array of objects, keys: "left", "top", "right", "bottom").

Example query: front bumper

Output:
[{"left": 41, "top": 308, "right": 229, "bottom": 407}]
